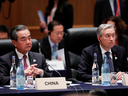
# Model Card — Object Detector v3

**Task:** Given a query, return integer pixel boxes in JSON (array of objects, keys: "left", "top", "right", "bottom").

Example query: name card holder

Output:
[
  {"left": 123, "top": 74, "right": 128, "bottom": 86},
  {"left": 46, "top": 60, "right": 65, "bottom": 70},
  {"left": 35, "top": 77, "right": 67, "bottom": 90}
]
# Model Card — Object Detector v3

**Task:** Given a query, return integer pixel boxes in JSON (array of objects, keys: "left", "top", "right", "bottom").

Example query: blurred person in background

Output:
[
  {"left": 102, "top": 16, "right": 128, "bottom": 57},
  {"left": 0, "top": 25, "right": 10, "bottom": 39},
  {"left": 39, "top": 0, "right": 73, "bottom": 35},
  {"left": 94, "top": 0, "right": 128, "bottom": 31}
]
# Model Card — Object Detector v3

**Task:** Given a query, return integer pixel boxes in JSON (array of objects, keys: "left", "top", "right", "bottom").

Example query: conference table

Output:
[{"left": 0, "top": 81, "right": 128, "bottom": 96}]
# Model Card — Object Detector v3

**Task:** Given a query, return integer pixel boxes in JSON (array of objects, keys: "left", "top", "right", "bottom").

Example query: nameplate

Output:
[
  {"left": 35, "top": 77, "right": 67, "bottom": 90},
  {"left": 46, "top": 60, "right": 65, "bottom": 70},
  {"left": 123, "top": 74, "right": 128, "bottom": 86}
]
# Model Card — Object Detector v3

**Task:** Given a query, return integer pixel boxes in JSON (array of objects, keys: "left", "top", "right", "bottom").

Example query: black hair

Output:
[
  {"left": 10, "top": 25, "right": 30, "bottom": 41},
  {"left": 48, "top": 20, "right": 63, "bottom": 35},
  {"left": 89, "top": 88, "right": 107, "bottom": 96},
  {"left": 0, "top": 25, "right": 10, "bottom": 37}
]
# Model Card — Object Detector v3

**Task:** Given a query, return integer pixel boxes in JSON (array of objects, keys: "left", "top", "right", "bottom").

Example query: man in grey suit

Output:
[
  {"left": 0, "top": 25, "right": 52, "bottom": 85},
  {"left": 77, "top": 24, "right": 128, "bottom": 82}
]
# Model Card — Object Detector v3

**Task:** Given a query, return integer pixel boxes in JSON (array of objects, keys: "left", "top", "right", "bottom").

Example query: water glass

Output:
[{"left": 110, "top": 72, "right": 117, "bottom": 85}]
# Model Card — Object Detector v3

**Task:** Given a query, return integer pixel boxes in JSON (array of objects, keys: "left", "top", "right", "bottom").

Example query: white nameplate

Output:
[
  {"left": 46, "top": 60, "right": 65, "bottom": 70},
  {"left": 123, "top": 74, "right": 128, "bottom": 86},
  {"left": 35, "top": 77, "right": 67, "bottom": 90}
]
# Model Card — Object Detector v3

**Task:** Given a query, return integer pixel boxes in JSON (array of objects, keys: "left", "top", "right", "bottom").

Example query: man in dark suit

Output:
[
  {"left": 77, "top": 24, "right": 128, "bottom": 82},
  {"left": 38, "top": 20, "right": 64, "bottom": 60},
  {"left": 94, "top": 0, "right": 128, "bottom": 27},
  {"left": 0, "top": 25, "right": 52, "bottom": 85}
]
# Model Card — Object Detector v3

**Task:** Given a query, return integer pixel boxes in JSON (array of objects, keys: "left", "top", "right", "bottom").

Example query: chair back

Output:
[
  {"left": 65, "top": 27, "right": 98, "bottom": 82},
  {"left": 0, "top": 39, "right": 39, "bottom": 56}
]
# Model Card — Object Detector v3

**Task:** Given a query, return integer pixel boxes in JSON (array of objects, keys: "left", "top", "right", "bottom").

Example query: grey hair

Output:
[{"left": 96, "top": 24, "right": 115, "bottom": 36}]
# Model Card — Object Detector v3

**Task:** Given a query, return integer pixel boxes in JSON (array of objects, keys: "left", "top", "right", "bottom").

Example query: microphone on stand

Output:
[{"left": 47, "top": 63, "right": 61, "bottom": 77}]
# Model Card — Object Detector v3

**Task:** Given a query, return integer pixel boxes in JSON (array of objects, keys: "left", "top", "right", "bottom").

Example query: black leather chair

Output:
[
  {"left": 0, "top": 39, "right": 39, "bottom": 56},
  {"left": 65, "top": 27, "right": 98, "bottom": 82}
]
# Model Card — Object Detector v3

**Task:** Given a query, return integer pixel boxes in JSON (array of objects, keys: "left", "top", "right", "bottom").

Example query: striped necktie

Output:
[{"left": 23, "top": 55, "right": 28, "bottom": 70}]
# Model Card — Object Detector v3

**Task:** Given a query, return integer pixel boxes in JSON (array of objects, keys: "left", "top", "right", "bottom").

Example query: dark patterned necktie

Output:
[{"left": 105, "top": 52, "right": 114, "bottom": 72}]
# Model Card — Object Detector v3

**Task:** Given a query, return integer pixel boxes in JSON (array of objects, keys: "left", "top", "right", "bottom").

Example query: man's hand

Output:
[
  {"left": 24, "top": 64, "right": 37, "bottom": 76},
  {"left": 117, "top": 71, "right": 125, "bottom": 80},
  {"left": 32, "top": 67, "right": 44, "bottom": 78}
]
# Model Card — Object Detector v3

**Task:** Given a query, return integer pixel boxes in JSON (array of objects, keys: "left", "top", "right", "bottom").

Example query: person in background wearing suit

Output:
[
  {"left": 39, "top": 0, "right": 73, "bottom": 35},
  {"left": 102, "top": 16, "right": 128, "bottom": 57},
  {"left": 0, "top": 25, "right": 52, "bottom": 85},
  {"left": 0, "top": 25, "right": 10, "bottom": 39},
  {"left": 38, "top": 20, "right": 64, "bottom": 60},
  {"left": 94, "top": 0, "right": 128, "bottom": 29},
  {"left": 77, "top": 24, "right": 128, "bottom": 82}
]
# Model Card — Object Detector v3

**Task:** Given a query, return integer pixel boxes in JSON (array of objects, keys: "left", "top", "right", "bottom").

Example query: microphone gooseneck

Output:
[{"left": 47, "top": 63, "right": 61, "bottom": 77}]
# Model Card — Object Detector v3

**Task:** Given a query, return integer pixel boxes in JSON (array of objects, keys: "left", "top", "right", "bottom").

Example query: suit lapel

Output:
[
  {"left": 105, "top": 0, "right": 113, "bottom": 15},
  {"left": 28, "top": 51, "right": 37, "bottom": 65},
  {"left": 95, "top": 45, "right": 103, "bottom": 68},
  {"left": 111, "top": 46, "right": 118, "bottom": 72},
  {"left": 45, "top": 37, "right": 52, "bottom": 59}
]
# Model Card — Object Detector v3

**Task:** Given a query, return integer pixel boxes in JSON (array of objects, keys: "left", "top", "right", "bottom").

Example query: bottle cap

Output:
[
  {"left": 19, "top": 59, "right": 22, "bottom": 61},
  {"left": 12, "top": 56, "right": 15, "bottom": 58},
  {"left": 104, "top": 54, "right": 107, "bottom": 58},
  {"left": 94, "top": 53, "right": 97, "bottom": 56}
]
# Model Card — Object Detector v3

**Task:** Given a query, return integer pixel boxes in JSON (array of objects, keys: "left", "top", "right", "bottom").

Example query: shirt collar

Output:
[
  {"left": 100, "top": 44, "right": 112, "bottom": 55},
  {"left": 15, "top": 48, "right": 28, "bottom": 59},
  {"left": 48, "top": 36, "right": 58, "bottom": 48}
]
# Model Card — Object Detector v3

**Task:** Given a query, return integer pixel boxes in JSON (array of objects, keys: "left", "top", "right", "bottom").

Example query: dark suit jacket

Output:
[
  {"left": 38, "top": 36, "right": 64, "bottom": 60},
  {"left": 118, "top": 34, "right": 128, "bottom": 57},
  {"left": 94, "top": 0, "right": 128, "bottom": 27},
  {"left": 0, "top": 50, "right": 52, "bottom": 85},
  {"left": 41, "top": 2, "right": 73, "bottom": 33},
  {"left": 77, "top": 43, "right": 128, "bottom": 82}
]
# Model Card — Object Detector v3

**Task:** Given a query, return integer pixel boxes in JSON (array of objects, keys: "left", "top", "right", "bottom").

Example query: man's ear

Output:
[
  {"left": 97, "top": 36, "right": 101, "bottom": 42},
  {"left": 11, "top": 40, "right": 17, "bottom": 47}
]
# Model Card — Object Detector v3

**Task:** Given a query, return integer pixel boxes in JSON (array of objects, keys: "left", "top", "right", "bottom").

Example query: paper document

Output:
[{"left": 57, "top": 48, "right": 66, "bottom": 68}]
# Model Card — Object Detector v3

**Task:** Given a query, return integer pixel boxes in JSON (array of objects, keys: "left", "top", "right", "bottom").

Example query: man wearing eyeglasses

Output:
[{"left": 38, "top": 20, "right": 64, "bottom": 60}]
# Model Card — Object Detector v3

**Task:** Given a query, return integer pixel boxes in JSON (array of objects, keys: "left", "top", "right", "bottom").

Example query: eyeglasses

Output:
[{"left": 54, "top": 32, "right": 64, "bottom": 36}]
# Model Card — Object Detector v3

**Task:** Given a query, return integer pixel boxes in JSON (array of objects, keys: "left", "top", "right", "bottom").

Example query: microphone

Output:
[
  {"left": 47, "top": 63, "right": 61, "bottom": 77},
  {"left": 38, "top": 42, "right": 42, "bottom": 54}
]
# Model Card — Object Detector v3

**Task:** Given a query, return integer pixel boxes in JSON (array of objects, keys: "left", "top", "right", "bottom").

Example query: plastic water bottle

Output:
[
  {"left": 101, "top": 55, "right": 110, "bottom": 85},
  {"left": 10, "top": 56, "right": 16, "bottom": 88},
  {"left": 16, "top": 59, "right": 25, "bottom": 89},
  {"left": 51, "top": 44, "right": 58, "bottom": 60},
  {"left": 92, "top": 53, "right": 99, "bottom": 85}
]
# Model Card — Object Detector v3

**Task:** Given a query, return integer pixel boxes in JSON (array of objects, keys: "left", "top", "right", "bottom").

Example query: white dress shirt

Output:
[
  {"left": 15, "top": 48, "right": 30, "bottom": 68},
  {"left": 100, "top": 45, "right": 113, "bottom": 60}
]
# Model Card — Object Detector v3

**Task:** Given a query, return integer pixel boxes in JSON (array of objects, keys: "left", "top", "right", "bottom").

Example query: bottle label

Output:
[
  {"left": 10, "top": 74, "right": 16, "bottom": 88},
  {"left": 92, "top": 70, "right": 99, "bottom": 84},
  {"left": 102, "top": 73, "right": 110, "bottom": 81},
  {"left": 16, "top": 76, "right": 25, "bottom": 87}
]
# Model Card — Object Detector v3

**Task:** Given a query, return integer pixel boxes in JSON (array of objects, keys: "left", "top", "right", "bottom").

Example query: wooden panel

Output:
[
  {"left": 0, "top": 0, "right": 96, "bottom": 39},
  {"left": 19, "top": 0, "right": 96, "bottom": 26},
  {"left": 19, "top": 0, "right": 48, "bottom": 26}
]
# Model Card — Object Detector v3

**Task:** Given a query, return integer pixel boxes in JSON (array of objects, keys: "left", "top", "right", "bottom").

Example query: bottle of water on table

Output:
[
  {"left": 10, "top": 56, "right": 16, "bottom": 88},
  {"left": 101, "top": 55, "right": 110, "bottom": 85},
  {"left": 16, "top": 59, "right": 25, "bottom": 89},
  {"left": 92, "top": 53, "right": 99, "bottom": 85}
]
